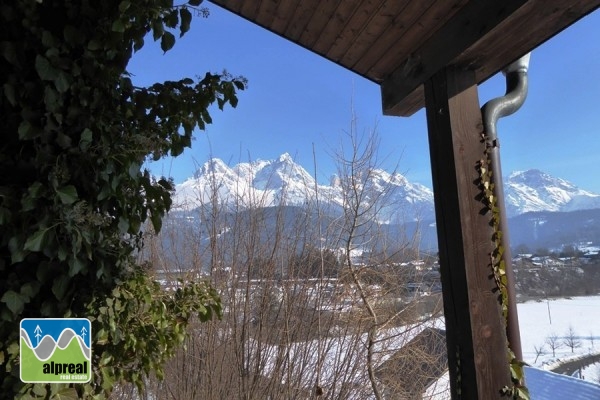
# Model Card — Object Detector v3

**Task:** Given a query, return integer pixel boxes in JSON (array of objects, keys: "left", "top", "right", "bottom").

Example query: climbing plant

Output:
[
  {"left": 0, "top": 0, "right": 244, "bottom": 397},
  {"left": 478, "top": 139, "right": 529, "bottom": 400}
]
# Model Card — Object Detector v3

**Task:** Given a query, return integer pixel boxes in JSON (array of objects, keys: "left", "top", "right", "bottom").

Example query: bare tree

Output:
[
  {"left": 546, "top": 333, "right": 562, "bottom": 357},
  {"left": 122, "top": 128, "right": 445, "bottom": 399},
  {"left": 563, "top": 325, "right": 582, "bottom": 353},
  {"left": 533, "top": 344, "right": 545, "bottom": 363},
  {"left": 326, "top": 122, "right": 444, "bottom": 399}
]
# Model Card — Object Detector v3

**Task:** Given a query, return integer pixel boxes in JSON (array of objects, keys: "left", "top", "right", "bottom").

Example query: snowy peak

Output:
[
  {"left": 251, "top": 153, "right": 315, "bottom": 191},
  {"left": 173, "top": 157, "right": 599, "bottom": 220},
  {"left": 508, "top": 169, "right": 576, "bottom": 192},
  {"left": 196, "top": 158, "right": 231, "bottom": 177},
  {"left": 173, "top": 154, "right": 435, "bottom": 222},
  {"left": 174, "top": 154, "right": 321, "bottom": 210},
  {"left": 505, "top": 169, "right": 600, "bottom": 216}
]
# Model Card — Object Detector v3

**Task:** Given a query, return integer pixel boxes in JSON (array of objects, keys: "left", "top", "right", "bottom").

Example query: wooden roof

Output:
[
  {"left": 376, "top": 328, "right": 447, "bottom": 397},
  {"left": 209, "top": 0, "right": 599, "bottom": 116}
]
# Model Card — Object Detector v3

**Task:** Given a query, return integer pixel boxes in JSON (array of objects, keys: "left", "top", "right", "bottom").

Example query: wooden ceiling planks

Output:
[
  {"left": 214, "top": 0, "right": 242, "bottom": 14},
  {"left": 339, "top": 0, "right": 413, "bottom": 71},
  {"left": 310, "top": 0, "right": 364, "bottom": 56},
  {"left": 354, "top": 0, "right": 435, "bottom": 78},
  {"left": 324, "top": 0, "right": 386, "bottom": 63},
  {"left": 366, "top": 0, "right": 469, "bottom": 81},
  {"left": 298, "top": 0, "right": 341, "bottom": 48},
  {"left": 209, "top": 0, "right": 600, "bottom": 116},
  {"left": 239, "top": 1, "right": 261, "bottom": 20},
  {"left": 269, "top": 0, "right": 300, "bottom": 34},
  {"left": 254, "top": 0, "right": 280, "bottom": 28},
  {"left": 283, "top": 0, "right": 316, "bottom": 40}
]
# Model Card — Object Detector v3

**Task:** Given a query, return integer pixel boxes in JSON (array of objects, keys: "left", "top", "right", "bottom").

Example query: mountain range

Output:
[{"left": 173, "top": 153, "right": 600, "bottom": 221}]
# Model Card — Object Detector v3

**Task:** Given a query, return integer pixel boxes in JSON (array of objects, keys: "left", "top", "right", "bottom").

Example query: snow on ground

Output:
[
  {"left": 426, "top": 295, "right": 600, "bottom": 399},
  {"left": 518, "top": 296, "right": 600, "bottom": 364},
  {"left": 518, "top": 295, "right": 600, "bottom": 383}
]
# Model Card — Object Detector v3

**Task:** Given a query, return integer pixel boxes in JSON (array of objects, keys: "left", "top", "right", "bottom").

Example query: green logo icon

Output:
[{"left": 20, "top": 318, "right": 91, "bottom": 383}]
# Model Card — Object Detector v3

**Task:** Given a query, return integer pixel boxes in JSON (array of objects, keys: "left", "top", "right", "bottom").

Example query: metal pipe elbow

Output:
[{"left": 482, "top": 54, "right": 530, "bottom": 139}]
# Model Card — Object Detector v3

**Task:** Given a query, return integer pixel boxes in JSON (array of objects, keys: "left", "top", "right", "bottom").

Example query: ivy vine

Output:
[
  {"left": 478, "top": 137, "right": 530, "bottom": 400},
  {"left": 0, "top": 0, "right": 244, "bottom": 397}
]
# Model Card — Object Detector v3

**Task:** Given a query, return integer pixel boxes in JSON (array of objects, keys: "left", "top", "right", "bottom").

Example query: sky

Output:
[{"left": 129, "top": 4, "right": 600, "bottom": 192}]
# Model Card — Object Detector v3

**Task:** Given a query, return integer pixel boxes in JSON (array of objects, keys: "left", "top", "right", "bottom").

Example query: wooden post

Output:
[{"left": 424, "top": 66, "right": 512, "bottom": 398}]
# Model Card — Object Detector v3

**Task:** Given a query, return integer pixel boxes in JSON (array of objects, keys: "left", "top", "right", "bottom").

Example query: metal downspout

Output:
[{"left": 481, "top": 53, "right": 531, "bottom": 361}]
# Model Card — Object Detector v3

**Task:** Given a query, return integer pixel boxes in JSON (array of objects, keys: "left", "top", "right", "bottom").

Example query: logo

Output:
[{"left": 20, "top": 318, "right": 91, "bottom": 383}]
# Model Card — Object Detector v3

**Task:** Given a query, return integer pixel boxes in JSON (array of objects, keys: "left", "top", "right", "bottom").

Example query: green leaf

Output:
[
  {"left": 24, "top": 228, "right": 49, "bottom": 252},
  {"left": 20, "top": 281, "right": 41, "bottom": 300},
  {"left": 50, "top": 385, "right": 79, "bottom": 400},
  {"left": 3, "top": 83, "right": 16, "bottom": 106},
  {"left": 41, "top": 30, "right": 57, "bottom": 48},
  {"left": 234, "top": 80, "right": 245, "bottom": 90},
  {"left": 128, "top": 162, "right": 140, "bottom": 178},
  {"left": 179, "top": 8, "right": 192, "bottom": 37},
  {"left": 18, "top": 120, "right": 41, "bottom": 140},
  {"left": 87, "top": 39, "right": 102, "bottom": 51},
  {"left": 40, "top": 300, "right": 56, "bottom": 316},
  {"left": 35, "top": 55, "right": 58, "bottom": 80},
  {"left": 133, "top": 36, "right": 145, "bottom": 52},
  {"left": 52, "top": 275, "right": 70, "bottom": 301},
  {"left": 9, "top": 238, "right": 26, "bottom": 264},
  {"left": 58, "top": 246, "right": 68, "bottom": 261},
  {"left": 56, "top": 185, "right": 78, "bottom": 204},
  {"left": 118, "top": 1, "right": 131, "bottom": 12},
  {"left": 111, "top": 19, "right": 126, "bottom": 33},
  {"left": 150, "top": 212, "right": 162, "bottom": 233},
  {"left": 61, "top": 24, "right": 76, "bottom": 43},
  {"left": 1, "top": 290, "right": 25, "bottom": 314},
  {"left": 160, "top": 32, "right": 175, "bottom": 53},
  {"left": 68, "top": 257, "right": 86, "bottom": 276},
  {"left": 32, "top": 383, "right": 47, "bottom": 396},
  {"left": 54, "top": 72, "right": 71, "bottom": 93},
  {"left": 44, "top": 86, "right": 60, "bottom": 112},
  {"left": 0, "top": 41, "right": 18, "bottom": 66},
  {"left": 152, "top": 20, "right": 164, "bottom": 41},
  {"left": 56, "top": 133, "right": 72, "bottom": 149},
  {"left": 118, "top": 217, "right": 129, "bottom": 234},
  {"left": 0, "top": 207, "right": 11, "bottom": 225},
  {"left": 80, "top": 128, "right": 93, "bottom": 150},
  {"left": 164, "top": 10, "right": 179, "bottom": 29}
]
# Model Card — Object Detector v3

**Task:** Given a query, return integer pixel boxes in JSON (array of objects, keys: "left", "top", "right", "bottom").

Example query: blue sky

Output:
[{"left": 129, "top": 5, "right": 600, "bottom": 192}]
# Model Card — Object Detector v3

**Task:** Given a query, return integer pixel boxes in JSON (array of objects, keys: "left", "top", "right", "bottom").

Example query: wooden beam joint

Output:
[{"left": 382, "top": 0, "right": 527, "bottom": 116}]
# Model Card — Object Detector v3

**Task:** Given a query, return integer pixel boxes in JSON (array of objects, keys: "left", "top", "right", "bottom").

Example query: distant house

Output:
[
  {"left": 245, "top": 320, "right": 447, "bottom": 399},
  {"left": 376, "top": 328, "right": 448, "bottom": 399}
]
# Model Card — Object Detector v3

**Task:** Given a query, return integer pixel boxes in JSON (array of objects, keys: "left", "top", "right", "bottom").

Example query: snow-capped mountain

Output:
[
  {"left": 173, "top": 153, "right": 435, "bottom": 223},
  {"left": 504, "top": 169, "right": 600, "bottom": 217},
  {"left": 173, "top": 156, "right": 600, "bottom": 222}
]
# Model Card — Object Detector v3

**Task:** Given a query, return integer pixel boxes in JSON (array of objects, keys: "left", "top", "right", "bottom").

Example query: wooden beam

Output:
[
  {"left": 383, "top": 1, "right": 600, "bottom": 117},
  {"left": 424, "top": 67, "right": 512, "bottom": 398},
  {"left": 381, "top": 0, "right": 527, "bottom": 116}
]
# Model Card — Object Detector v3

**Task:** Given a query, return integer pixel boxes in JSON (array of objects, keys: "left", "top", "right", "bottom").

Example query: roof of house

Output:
[
  {"left": 376, "top": 327, "right": 447, "bottom": 397},
  {"left": 525, "top": 366, "right": 600, "bottom": 399}
]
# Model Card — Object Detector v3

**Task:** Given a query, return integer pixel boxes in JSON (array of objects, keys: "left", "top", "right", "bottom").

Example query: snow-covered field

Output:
[
  {"left": 426, "top": 295, "right": 600, "bottom": 399},
  {"left": 518, "top": 295, "right": 600, "bottom": 383}
]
